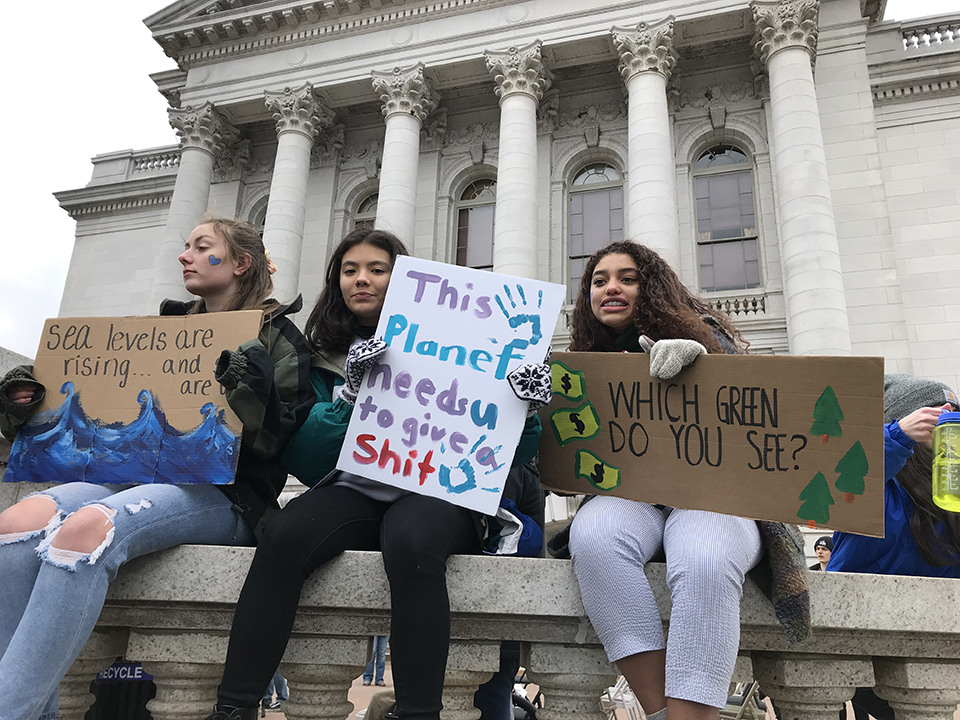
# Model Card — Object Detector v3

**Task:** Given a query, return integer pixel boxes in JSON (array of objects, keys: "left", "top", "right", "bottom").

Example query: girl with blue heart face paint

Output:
[
  {"left": 0, "top": 217, "right": 317, "bottom": 720},
  {"left": 178, "top": 223, "right": 249, "bottom": 311}
]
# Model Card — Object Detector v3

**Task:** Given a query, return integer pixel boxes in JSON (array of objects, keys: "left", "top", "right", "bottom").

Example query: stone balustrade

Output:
[
  {"left": 85, "top": 146, "right": 182, "bottom": 187},
  {"left": 901, "top": 16, "right": 959, "bottom": 52},
  {"left": 48, "top": 545, "right": 960, "bottom": 720}
]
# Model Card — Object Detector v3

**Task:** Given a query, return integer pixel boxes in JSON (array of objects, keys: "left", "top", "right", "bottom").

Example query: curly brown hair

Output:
[{"left": 568, "top": 241, "right": 746, "bottom": 354}]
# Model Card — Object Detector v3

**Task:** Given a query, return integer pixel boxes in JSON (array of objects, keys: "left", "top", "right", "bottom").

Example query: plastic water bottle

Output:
[{"left": 933, "top": 411, "right": 960, "bottom": 512}]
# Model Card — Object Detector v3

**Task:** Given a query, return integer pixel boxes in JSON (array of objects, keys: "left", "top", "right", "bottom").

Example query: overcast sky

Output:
[{"left": 0, "top": 0, "right": 955, "bottom": 359}]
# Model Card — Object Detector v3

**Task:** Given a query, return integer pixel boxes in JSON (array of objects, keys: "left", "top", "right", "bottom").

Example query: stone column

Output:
[
  {"left": 874, "top": 658, "right": 960, "bottom": 720},
  {"left": 612, "top": 18, "right": 681, "bottom": 270},
  {"left": 131, "top": 630, "right": 226, "bottom": 720},
  {"left": 440, "top": 642, "right": 500, "bottom": 720},
  {"left": 752, "top": 653, "right": 874, "bottom": 720},
  {"left": 485, "top": 41, "right": 552, "bottom": 279},
  {"left": 371, "top": 63, "right": 438, "bottom": 245},
  {"left": 262, "top": 82, "right": 333, "bottom": 302},
  {"left": 59, "top": 629, "right": 129, "bottom": 720},
  {"left": 522, "top": 643, "right": 616, "bottom": 720},
  {"left": 752, "top": 0, "right": 852, "bottom": 355},
  {"left": 151, "top": 102, "right": 238, "bottom": 307},
  {"left": 280, "top": 636, "right": 369, "bottom": 720}
]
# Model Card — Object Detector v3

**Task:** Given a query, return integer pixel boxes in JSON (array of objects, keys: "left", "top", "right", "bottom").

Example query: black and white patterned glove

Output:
[
  {"left": 638, "top": 335, "right": 706, "bottom": 380},
  {"left": 335, "top": 338, "right": 388, "bottom": 405},
  {"left": 507, "top": 360, "right": 553, "bottom": 416}
]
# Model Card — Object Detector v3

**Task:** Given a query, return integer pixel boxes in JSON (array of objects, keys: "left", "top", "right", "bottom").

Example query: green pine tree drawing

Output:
[
  {"left": 810, "top": 385, "right": 844, "bottom": 444},
  {"left": 834, "top": 440, "right": 868, "bottom": 503},
  {"left": 797, "top": 471, "right": 835, "bottom": 528}
]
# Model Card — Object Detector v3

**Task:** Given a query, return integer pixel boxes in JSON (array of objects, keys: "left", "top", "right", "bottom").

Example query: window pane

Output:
[
  {"left": 573, "top": 163, "right": 621, "bottom": 186},
  {"left": 696, "top": 171, "right": 755, "bottom": 241},
  {"left": 569, "top": 257, "right": 586, "bottom": 302},
  {"left": 696, "top": 145, "right": 748, "bottom": 169},
  {"left": 465, "top": 205, "right": 494, "bottom": 269},
  {"left": 699, "top": 239, "right": 761, "bottom": 292},
  {"left": 461, "top": 179, "right": 496, "bottom": 203}
]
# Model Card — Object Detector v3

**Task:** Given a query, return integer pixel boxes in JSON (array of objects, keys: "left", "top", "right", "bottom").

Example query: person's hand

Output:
[
  {"left": 7, "top": 383, "right": 37, "bottom": 405},
  {"left": 507, "top": 361, "right": 553, "bottom": 416},
  {"left": 638, "top": 336, "right": 706, "bottom": 379},
  {"left": 337, "top": 338, "right": 388, "bottom": 405},
  {"left": 897, "top": 403, "right": 952, "bottom": 448}
]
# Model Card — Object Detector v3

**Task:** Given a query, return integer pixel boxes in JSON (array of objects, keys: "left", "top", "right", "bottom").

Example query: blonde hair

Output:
[{"left": 188, "top": 214, "right": 276, "bottom": 314}]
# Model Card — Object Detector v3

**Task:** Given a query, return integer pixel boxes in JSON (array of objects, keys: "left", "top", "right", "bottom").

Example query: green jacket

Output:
[
  {"left": 282, "top": 348, "right": 542, "bottom": 489},
  {"left": 0, "top": 298, "right": 316, "bottom": 540}
]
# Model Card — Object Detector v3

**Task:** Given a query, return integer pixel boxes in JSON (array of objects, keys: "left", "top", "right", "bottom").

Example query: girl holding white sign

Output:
[
  {"left": 203, "top": 227, "right": 549, "bottom": 720},
  {"left": 555, "top": 241, "right": 808, "bottom": 720},
  {"left": 0, "top": 217, "right": 316, "bottom": 720}
]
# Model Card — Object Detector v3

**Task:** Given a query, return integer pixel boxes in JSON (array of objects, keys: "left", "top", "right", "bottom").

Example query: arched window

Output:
[
  {"left": 250, "top": 198, "right": 269, "bottom": 238},
  {"left": 569, "top": 163, "right": 623, "bottom": 300},
  {"left": 456, "top": 179, "right": 496, "bottom": 271},
  {"left": 693, "top": 145, "right": 760, "bottom": 293},
  {"left": 354, "top": 192, "right": 379, "bottom": 230}
]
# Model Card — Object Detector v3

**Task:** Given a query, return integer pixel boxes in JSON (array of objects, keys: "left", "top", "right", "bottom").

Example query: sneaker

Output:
[{"left": 376, "top": 680, "right": 387, "bottom": 686}]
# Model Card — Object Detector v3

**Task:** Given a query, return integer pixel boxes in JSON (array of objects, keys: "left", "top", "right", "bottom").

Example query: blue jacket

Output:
[{"left": 827, "top": 422, "right": 960, "bottom": 578}]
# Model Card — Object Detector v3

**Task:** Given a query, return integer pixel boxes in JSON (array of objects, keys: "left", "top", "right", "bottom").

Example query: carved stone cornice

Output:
[
  {"left": 371, "top": 63, "right": 438, "bottom": 122},
  {"left": 751, "top": 0, "right": 820, "bottom": 66},
  {"left": 168, "top": 102, "right": 238, "bottom": 156},
  {"left": 611, "top": 17, "right": 678, "bottom": 83},
  {"left": 445, "top": 123, "right": 500, "bottom": 146},
  {"left": 484, "top": 40, "right": 553, "bottom": 102},
  {"left": 310, "top": 124, "right": 346, "bottom": 168},
  {"left": 342, "top": 139, "right": 383, "bottom": 179},
  {"left": 213, "top": 138, "right": 252, "bottom": 182},
  {"left": 264, "top": 82, "right": 333, "bottom": 139},
  {"left": 537, "top": 89, "right": 560, "bottom": 133},
  {"left": 679, "top": 81, "right": 755, "bottom": 110},
  {"left": 421, "top": 108, "right": 448, "bottom": 151}
]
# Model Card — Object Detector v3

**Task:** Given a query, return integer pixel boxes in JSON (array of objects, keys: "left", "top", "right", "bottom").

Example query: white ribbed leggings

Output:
[{"left": 569, "top": 496, "right": 763, "bottom": 708}]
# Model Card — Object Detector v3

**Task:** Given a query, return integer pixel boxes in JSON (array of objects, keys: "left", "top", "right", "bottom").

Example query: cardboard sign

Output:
[
  {"left": 337, "top": 256, "right": 565, "bottom": 515},
  {"left": 539, "top": 352, "right": 885, "bottom": 536},
  {"left": 5, "top": 311, "right": 263, "bottom": 486}
]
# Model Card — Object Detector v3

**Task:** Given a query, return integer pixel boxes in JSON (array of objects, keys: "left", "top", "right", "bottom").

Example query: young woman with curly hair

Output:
[{"left": 562, "top": 241, "right": 781, "bottom": 720}]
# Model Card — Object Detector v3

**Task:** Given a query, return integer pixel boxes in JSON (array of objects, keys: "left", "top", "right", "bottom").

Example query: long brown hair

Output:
[
  {"left": 569, "top": 241, "right": 745, "bottom": 353},
  {"left": 304, "top": 227, "right": 409, "bottom": 355},
  {"left": 187, "top": 215, "right": 276, "bottom": 314},
  {"left": 898, "top": 444, "right": 960, "bottom": 566}
]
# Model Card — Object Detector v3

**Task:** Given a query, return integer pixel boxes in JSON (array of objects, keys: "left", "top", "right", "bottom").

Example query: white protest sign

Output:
[{"left": 337, "top": 256, "right": 565, "bottom": 515}]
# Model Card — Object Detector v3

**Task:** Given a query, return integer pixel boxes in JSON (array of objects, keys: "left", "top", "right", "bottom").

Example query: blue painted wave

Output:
[{"left": 6, "top": 382, "right": 241, "bottom": 485}]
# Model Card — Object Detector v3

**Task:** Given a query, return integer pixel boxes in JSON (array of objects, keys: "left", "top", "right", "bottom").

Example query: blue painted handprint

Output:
[{"left": 495, "top": 284, "right": 543, "bottom": 346}]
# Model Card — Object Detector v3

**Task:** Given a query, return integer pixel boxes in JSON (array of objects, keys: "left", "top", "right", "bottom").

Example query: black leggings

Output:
[{"left": 217, "top": 484, "right": 478, "bottom": 720}]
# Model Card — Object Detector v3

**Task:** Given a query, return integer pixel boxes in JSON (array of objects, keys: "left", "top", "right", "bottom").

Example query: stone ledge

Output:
[{"left": 102, "top": 545, "right": 960, "bottom": 657}]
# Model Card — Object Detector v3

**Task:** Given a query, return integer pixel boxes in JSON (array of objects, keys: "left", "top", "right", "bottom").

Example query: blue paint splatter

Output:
[
  {"left": 6, "top": 382, "right": 240, "bottom": 486},
  {"left": 439, "top": 459, "right": 476, "bottom": 494}
]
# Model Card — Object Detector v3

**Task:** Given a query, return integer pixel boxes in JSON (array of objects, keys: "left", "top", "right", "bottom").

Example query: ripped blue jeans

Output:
[{"left": 0, "top": 482, "right": 255, "bottom": 720}]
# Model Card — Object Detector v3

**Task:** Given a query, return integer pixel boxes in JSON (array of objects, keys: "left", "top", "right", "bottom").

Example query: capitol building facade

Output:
[{"left": 54, "top": 0, "right": 960, "bottom": 390}]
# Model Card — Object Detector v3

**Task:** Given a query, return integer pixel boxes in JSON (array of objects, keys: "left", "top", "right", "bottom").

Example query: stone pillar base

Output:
[
  {"left": 523, "top": 643, "right": 616, "bottom": 720},
  {"left": 874, "top": 658, "right": 960, "bottom": 720},
  {"left": 440, "top": 642, "right": 500, "bottom": 720},
  {"left": 131, "top": 630, "right": 227, "bottom": 720},
  {"left": 752, "top": 653, "right": 874, "bottom": 720},
  {"left": 281, "top": 636, "right": 369, "bottom": 720},
  {"left": 59, "top": 629, "right": 129, "bottom": 720}
]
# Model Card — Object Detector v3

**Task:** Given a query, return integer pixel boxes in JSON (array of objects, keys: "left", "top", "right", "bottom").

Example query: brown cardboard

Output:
[
  {"left": 540, "top": 352, "right": 885, "bottom": 536},
  {"left": 5, "top": 311, "right": 263, "bottom": 486}
]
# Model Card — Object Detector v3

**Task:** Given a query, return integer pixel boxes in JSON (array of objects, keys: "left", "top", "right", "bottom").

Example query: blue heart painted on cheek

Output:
[{"left": 209, "top": 255, "right": 223, "bottom": 266}]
